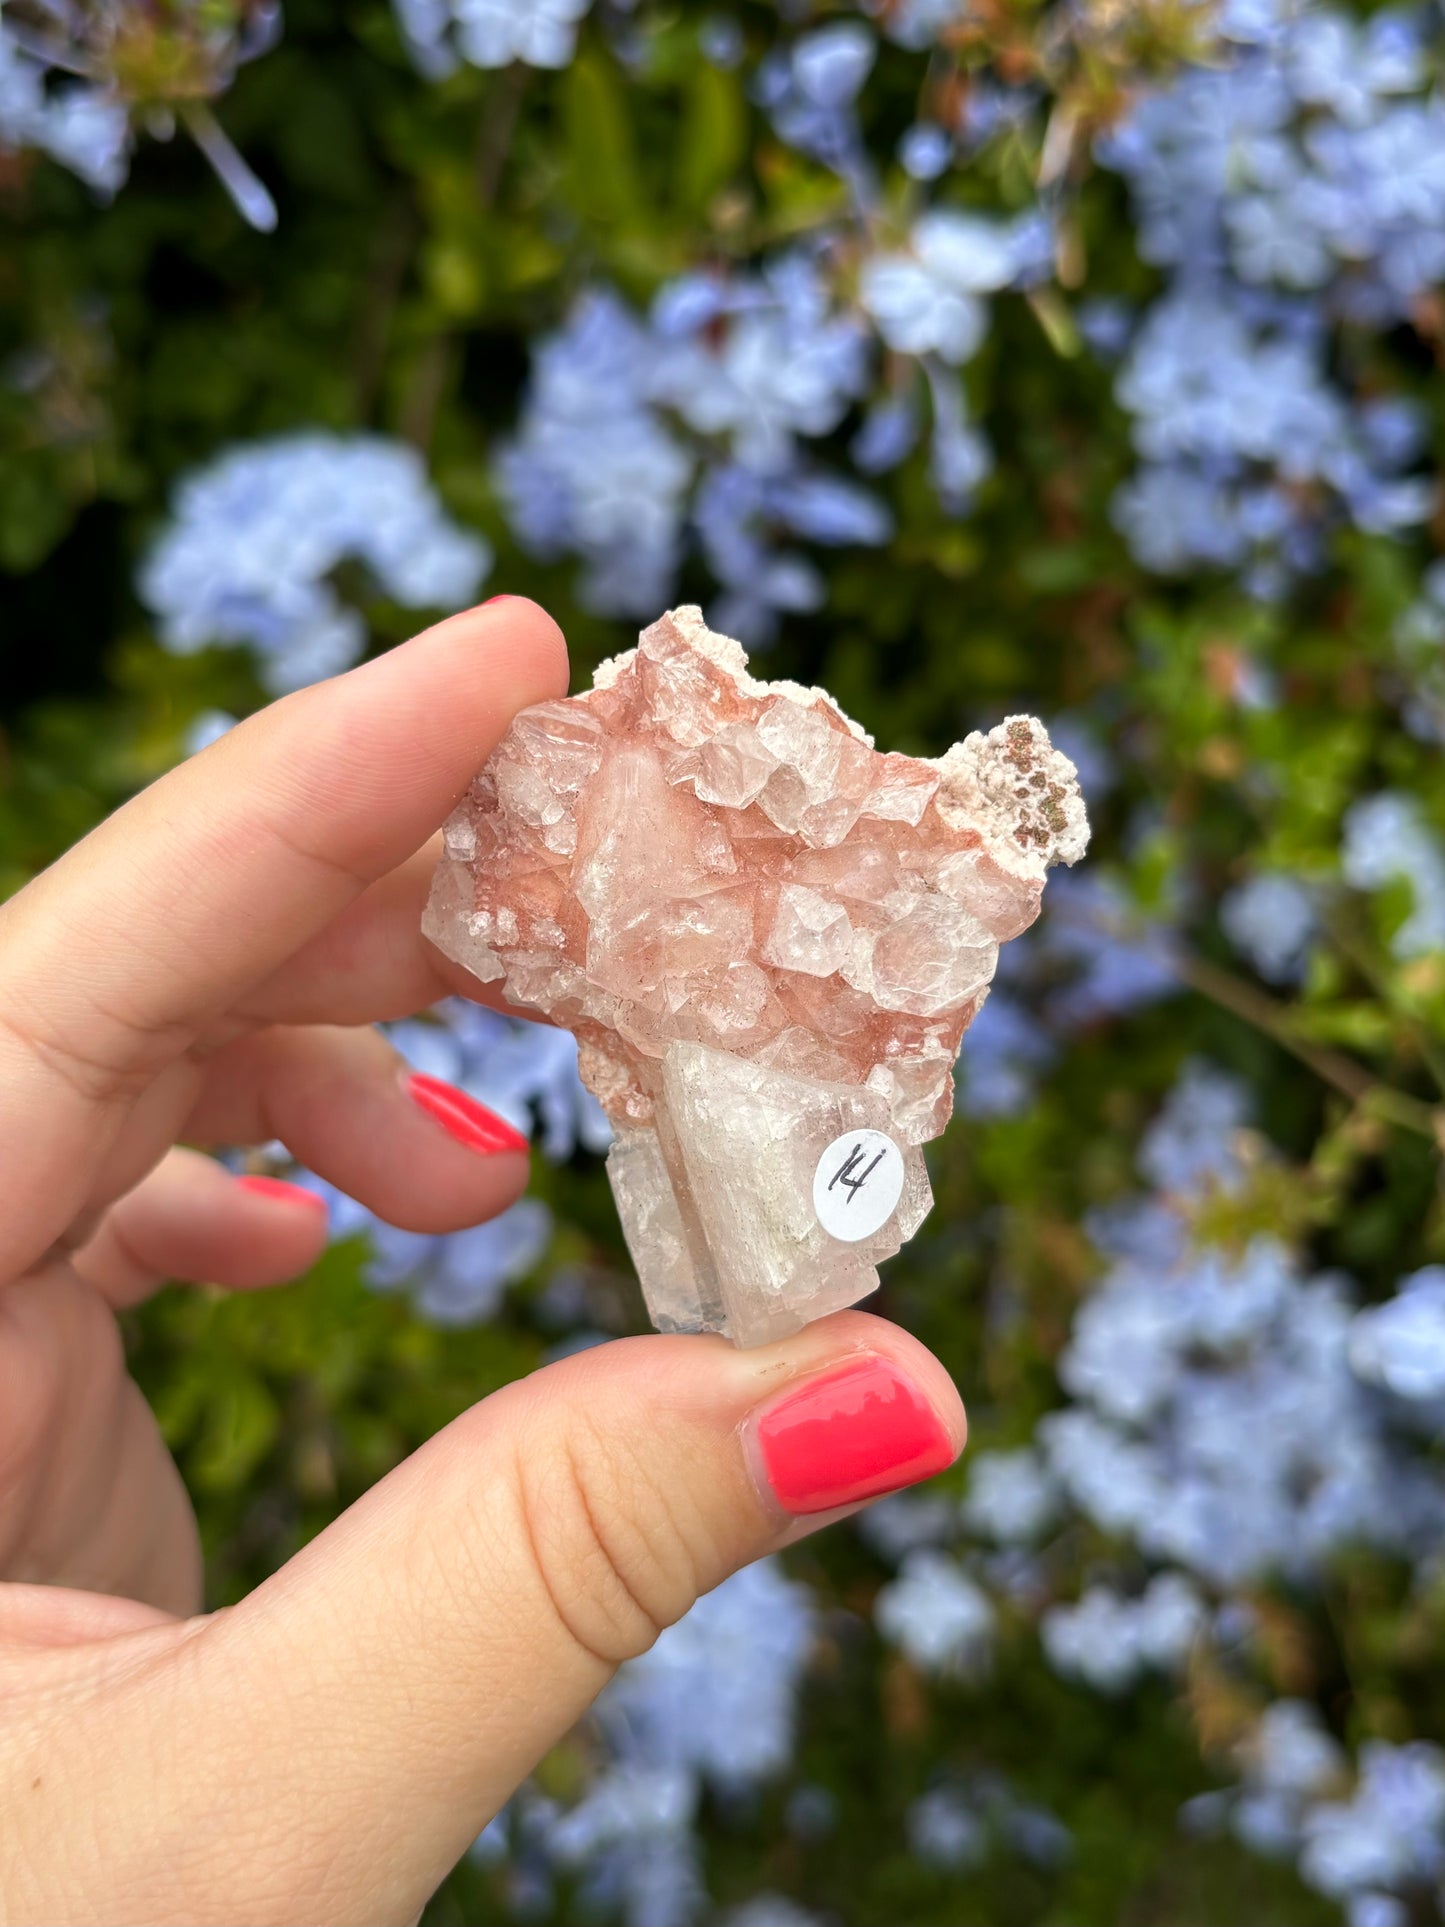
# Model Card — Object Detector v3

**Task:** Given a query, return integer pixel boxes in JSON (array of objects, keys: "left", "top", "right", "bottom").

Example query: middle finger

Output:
[{"left": 184, "top": 1021, "right": 531, "bottom": 1234}]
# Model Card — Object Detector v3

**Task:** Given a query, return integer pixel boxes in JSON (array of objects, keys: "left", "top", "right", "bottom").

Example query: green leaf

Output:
[
  {"left": 560, "top": 51, "right": 642, "bottom": 228},
  {"left": 0, "top": 462, "right": 73, "bottom": 573},
  {"left": 189, "top": 1371, "right": 281, "bottom": 1493},
  {"left": 675, "top": 60, "right": 745, "bottom": 213}
]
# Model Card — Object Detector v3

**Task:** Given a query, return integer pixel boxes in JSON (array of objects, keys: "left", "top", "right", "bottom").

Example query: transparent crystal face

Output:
[{"left": 423, "top": 605, "right": 1089, "bottom": 1345}]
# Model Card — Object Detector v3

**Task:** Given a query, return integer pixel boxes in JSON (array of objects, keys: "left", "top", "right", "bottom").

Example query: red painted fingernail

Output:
[
  {"left": 753, "top": 1356, "right": 957, "bottom": 1515},
  {"left": 235, "top": 1174, "right": 328, "bottom": 1213},
  {"left": 405, "top": 1071, "right": 530, "bottom": 1156}
]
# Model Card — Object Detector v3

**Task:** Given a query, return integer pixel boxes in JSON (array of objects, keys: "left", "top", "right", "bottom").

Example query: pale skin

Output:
[{"left": 0, "top": 597, "right": 965, "bottom": 1925}]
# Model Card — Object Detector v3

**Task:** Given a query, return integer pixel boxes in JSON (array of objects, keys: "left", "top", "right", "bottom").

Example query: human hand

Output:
[{"left": 0, "top": 598, "right": 965, "bottom": 1925}]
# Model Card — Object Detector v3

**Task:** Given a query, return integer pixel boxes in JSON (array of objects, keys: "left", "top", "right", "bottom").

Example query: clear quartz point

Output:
[{"left": 423, "top": 606, "right": 1089, "bottom": 1346}]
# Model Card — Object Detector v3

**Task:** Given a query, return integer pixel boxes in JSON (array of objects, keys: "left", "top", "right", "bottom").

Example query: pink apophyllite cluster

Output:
[{"left": 424, "top": 605, "right": 1089, "bottom": 1346}]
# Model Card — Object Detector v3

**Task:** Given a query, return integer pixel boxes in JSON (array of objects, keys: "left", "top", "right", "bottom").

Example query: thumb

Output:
[{"left": 56, "top": 1312, "right": 962, "bottom": 1925}]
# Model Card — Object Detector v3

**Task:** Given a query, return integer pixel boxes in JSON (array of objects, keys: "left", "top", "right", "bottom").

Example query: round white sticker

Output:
[{"left": 812, "top": 1128, "right": 906, "bottom": 1243}]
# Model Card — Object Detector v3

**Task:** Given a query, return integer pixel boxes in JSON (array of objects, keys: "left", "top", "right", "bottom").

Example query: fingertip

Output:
[
  {"left": 404, "top": 1071, "right": 532, "bottom": 1157},
  {"left": 414, "top": 594, "right": 571, "bottom": 707},
  {"left": 709, "top": 1310, "right": 967, "bottom": 1464},
  {"left": 235, "top": 1173, "right": 331, "bottom": 1215},
  {"left": 265, "top": 595, "right": 572, "bottom": 875},
  {"left": 218, "top": 1173, "right": 332, "bottom": 1287},
  {"left": 192, "top": 1026, "right": 537, "bottom": 1238},
  {"left": 812, "top": 1309, "right": 968, "bottom": 1458}
]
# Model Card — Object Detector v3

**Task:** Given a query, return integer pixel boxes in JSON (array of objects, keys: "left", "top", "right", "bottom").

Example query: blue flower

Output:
[
  {"left": 1041, "top": 1574, "right": 1205, "bottom": 1694},
  {"left": 599, "top": 1561, "right": 816, "bottom": 1789},
  {"left": 899, "top": 123, "right": 953, "bottom": 181},
  {"left": 864, "top": 0, "right": 969, "bottom": 51},
  {"left": 397, "top": 0, "right": 593, "bottom": 76},
  {"left": 545, "top": 1766, "right": 703, "bottom": 1927},
  {"left": 694, "top": 457, "right": 889, "bottom": 647},
  {"left": 1300, "top": 1744, "right": 1445, "bottom": 1903},
  {"left": 0, "top": 5, "right": 278, "bottom": 222},
  {"left": 962, "top": 1448, "right": 1059, "bottom": 1544},
  {"left": 756, "top": 23, "right": 875, "bottom": 190},
  {"left": 0, "top": 27, "right": 129, "bottom": 191},
  {"left": 1349, "top": 1267, "right": 1445, "bottom": 1402},
  {"left": 862, "top": 211, "right": 1016, "bottom": 362},
  {"left": 789, "top": 23, "right": 875, "bottom": 109},
  {"left": 875, "top": 1551, "right": 995, "bottom": 1677},
  {"left": 363, "top": 1201, "right": 552, "bottom": 1326},
  {"left": 1342, "top": 793, "right": 1445, "bottom": 957},
  {"left": 499, "top": 292, "right": 692, "bottom": 618},
  {"left": 1037, "top": 870, "right": 1180, "bottom": 1027},
  {"left": 925, "top": 362, "right": 991, "bottom": 509},
  {"left": 908, "top": 1788, "right": 987, "bottom": 1870},
  {"left": 954, "top": 990, "right": 1055, "bottom": 1119},
  {"left": 850, "top": 395, "right": 920, "bottom": 473},
  {"left": 141, "top": 433, "right": 490, "bottom": 693},
  {"left": 1137, "top": 1059, "right": 1252, "bottom": 1200},
  {"left": 652, "top": 257, "right": 871, "bottom": 471},
  {"left": 1221, "top": 873, "right": 1317, "bottom": 983},
  {"left": 698, "top": 17, "right": 745, "bottom": 70}
]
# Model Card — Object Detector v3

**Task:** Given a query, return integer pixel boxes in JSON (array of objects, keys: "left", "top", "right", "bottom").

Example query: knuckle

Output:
[{"left": 514, "top": 1413, "right": 707, "bottom": 1670}]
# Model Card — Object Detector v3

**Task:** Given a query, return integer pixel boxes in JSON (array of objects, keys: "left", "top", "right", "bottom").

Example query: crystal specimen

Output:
[{"left": 424, "top": 606, "right": 1089, "bottom": 1347}]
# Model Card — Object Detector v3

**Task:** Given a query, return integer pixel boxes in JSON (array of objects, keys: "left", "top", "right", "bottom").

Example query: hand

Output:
[{"left": 0, "top": 598, "right": 965, "bottom": 1926}]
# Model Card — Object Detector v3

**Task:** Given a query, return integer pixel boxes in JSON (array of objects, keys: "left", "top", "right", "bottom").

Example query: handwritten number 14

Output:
[{"left": 828, "top": 1142, "right": 885, "bottom": 1207}]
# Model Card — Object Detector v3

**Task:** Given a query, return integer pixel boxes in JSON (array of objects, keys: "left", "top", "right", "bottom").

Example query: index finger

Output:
[{"left": 0, "top": 597, "right": 567, "bottom": 1280}]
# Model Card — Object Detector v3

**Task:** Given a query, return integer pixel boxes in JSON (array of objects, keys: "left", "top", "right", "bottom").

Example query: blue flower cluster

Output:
[
  {"left": 1189, "top": 1701, "right": 1445, "bottom": 1927},
  {"left": 1040, "top": 1573, "right": 1206, "bottom": 1695},
  {"left": 1108, "top": 3, "right": 1442, "bottom": 315},
  {"left": 478, "top": 1562, "right": 817, "bottom": 1927},
  {"left": 499, "top": 256, "right": 894, "bottom": 646},
  {"left": 493, "top": 10, "right": 1056, "bottom": 644},
  {"left": 307, "top": 999, "right": 608, "bottom": 1325},
  {"left": 875, "top": 1549, "right": 995, "bottom": 1677},
  {"left": 1098, "top": 0, "right": 1438, "bottom": 587},
  {"left": 887, "top": 1057, "right": 1445, "bottom": 1923},
  {"left": 142, "top": 432, "right": 491, "bottom": 693},
  {"left": 1045, "top": 1064, "right": 1445, "bottom": 1586}
]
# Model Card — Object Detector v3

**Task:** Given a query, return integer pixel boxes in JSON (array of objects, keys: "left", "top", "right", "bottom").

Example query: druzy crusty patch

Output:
[{"left": 424, "top": 605, "right": 1089, "bottom": 1346}]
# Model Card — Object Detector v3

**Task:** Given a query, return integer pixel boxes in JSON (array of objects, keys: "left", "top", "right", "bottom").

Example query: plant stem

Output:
[{"left": 1176, "top": 951, "right": 1444, "bottom": 1144}]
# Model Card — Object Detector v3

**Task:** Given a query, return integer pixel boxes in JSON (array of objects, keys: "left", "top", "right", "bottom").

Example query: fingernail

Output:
[
  {"left": 482, "top": 594, "right": 515, "bottom": 607},
  {"left": 235, "top": 1174, "right": 328, "bottom": 1213},
  {"left": 405, "top": 1071, "right": 530, "bottom": 1156},
  {"left": 752, "top": 1355, "right": 957, "bottom": 1516}
]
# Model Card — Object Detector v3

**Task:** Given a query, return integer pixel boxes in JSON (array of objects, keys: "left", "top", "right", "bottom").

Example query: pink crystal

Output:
[{"left": 425, "top": 606, "right": 1089, "bottom": 1346}]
